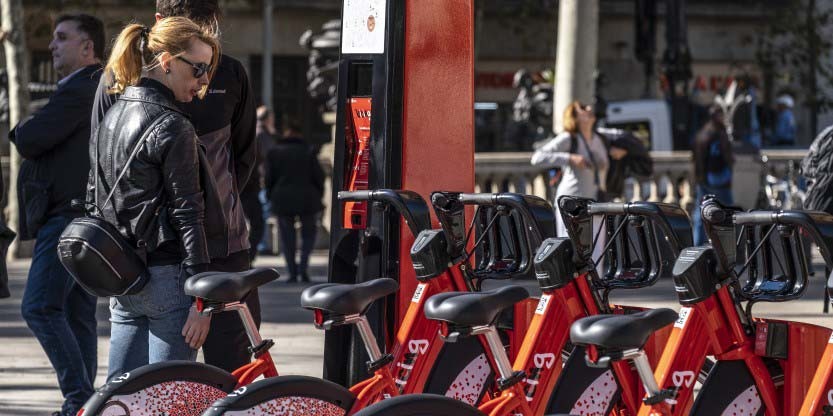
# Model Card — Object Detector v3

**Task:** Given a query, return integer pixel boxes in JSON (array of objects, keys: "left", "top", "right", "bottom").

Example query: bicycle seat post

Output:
[
  {"left": 479, "top": 325, "right": 514, "bottom": 386},
  {"left": 352, "top": 314, "right": 384, "bottom": 364},
  {"left": 627, "top": 349, "right": 661, "bottom": 399},
  {"left": 227, "top": 302, "right": 264, "bottom": 352}
]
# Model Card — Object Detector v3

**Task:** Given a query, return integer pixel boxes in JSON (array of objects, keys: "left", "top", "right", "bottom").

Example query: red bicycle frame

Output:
[
  {"left": 472, "top": 268, "right": 671, "bottom": 416},
  {"left": 640, "top": 286, "right": 829, "bottom": 416},
  {"left": 618, "top": 202, "right": 833, "bottom": 416},
  {"left": 195, "top": 300, "right": 280, "bottom": 387},
  {"left": 344, "top": 264, "right": 504, "bottom": 411},
  {"left": 800, "top": 330, "right": 833, "bottom": 415}
]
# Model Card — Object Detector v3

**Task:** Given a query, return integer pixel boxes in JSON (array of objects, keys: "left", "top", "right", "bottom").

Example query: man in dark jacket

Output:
[
  {"left": 11, "top": 14, "right": 104, "bottom": 416},
  {"left": 91, "top": 1, "right": 258, "bottom": 373},
  {"left": 266, "top": 119, "right": 324, "bottom": 283}
]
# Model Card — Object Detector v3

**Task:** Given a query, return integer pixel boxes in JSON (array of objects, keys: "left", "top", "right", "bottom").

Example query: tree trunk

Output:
[
  {"left": 1, "top": 0, "right": 30, "bottom": 259},
  {"left": 553, "top": 0, "right": 599, "bottom": 131}
]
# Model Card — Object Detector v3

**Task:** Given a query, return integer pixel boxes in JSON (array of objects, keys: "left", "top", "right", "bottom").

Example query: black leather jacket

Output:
[{"left": 88, "top": 78, "right": 224, "bottom": 266}]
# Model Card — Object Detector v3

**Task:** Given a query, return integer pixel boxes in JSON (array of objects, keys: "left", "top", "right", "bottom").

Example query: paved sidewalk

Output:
[{"left": 1, "top": 253, "right": 833, "bottom": 415}]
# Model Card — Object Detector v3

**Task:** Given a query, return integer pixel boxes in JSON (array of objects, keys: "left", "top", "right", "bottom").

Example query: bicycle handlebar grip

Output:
[
  {"left": 458, "top": 193, "right": 497, "bottom": 205},
  {"left": 734, "top": 211, "right": 777, "bottom": 226},
  {"left": 701, "top": 204, "right": 727, "bottom": 224},
  {"left": 338, "top": 190, "right": 373, "bottom": 201},
  {"left": 587, "top": 202, "right": 627, "bottom": 215}
]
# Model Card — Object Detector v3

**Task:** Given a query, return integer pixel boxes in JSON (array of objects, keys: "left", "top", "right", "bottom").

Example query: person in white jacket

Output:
[{"left": 531, "top": 101, "right": 626, "bottom": 236}]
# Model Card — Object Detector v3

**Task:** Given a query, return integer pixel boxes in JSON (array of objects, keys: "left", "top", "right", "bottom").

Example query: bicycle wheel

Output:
[
  {"left": 81, "top": 361, "right": 238, "bottom": 416},
  {"left": 202, "top": 375, "right": 355, "bottom": 415},
  {"left": 353, "top": 394, "right": 485, "bottom": 416}
]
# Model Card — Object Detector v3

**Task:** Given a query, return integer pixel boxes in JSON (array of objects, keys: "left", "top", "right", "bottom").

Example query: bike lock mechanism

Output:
[
  {"left": 455, "top": 192, "right": 557, "bottom": 283},
  {"left": 698, "top": 195, "right": 833, "bottom": 325},
  {"left": 702, "top": 196, "right": 833, "bottom": 304},
  {"left": 557, "top": 196, "right": 693, "bottom": 303}
]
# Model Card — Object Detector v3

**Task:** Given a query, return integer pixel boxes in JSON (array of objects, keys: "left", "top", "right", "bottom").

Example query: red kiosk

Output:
[{"left": 326, "top": 0, "right": 475, "bottom": 386}]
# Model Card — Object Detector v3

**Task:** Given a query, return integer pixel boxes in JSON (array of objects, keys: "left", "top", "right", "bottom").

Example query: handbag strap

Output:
[{"left": 97, "top": 112, "right": 169, "bottom": 212}]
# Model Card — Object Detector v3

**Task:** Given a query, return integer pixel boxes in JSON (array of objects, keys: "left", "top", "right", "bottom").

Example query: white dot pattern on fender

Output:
[{"left": 444, "top": 353, "right": 491, "bottom": 405}]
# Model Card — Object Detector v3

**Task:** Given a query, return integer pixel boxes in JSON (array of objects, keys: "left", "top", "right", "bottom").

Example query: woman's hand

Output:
[
  {"left": 609, "top": 147, "right": 628, "bottom": 160},
  {"left": 569, "top": 154, "right": 591, "bottom": 169},
  {"left": 182, "top": 304, "right": 211, "bottom": 349}
]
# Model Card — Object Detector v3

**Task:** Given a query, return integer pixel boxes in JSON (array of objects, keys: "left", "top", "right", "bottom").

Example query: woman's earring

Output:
[{"left": 165, "top": 68, "right": 171, "bottom": 74}]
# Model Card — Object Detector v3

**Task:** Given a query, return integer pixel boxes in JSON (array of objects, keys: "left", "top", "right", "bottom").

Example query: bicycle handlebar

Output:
[
  {"left": 337, "top": 190, "right": 373, "bottom": 201},
  {"left": 587, "top": 202, "right": 627, "bottom": 215},
  {"left": 337, "top": 189, "right": 432, "bottom": 238},
  {"left": 457, "top": 193, "right": 498, "bottom": 205},
  {"left": 733, "top": 211, "right": 778, "bottom": 226}
]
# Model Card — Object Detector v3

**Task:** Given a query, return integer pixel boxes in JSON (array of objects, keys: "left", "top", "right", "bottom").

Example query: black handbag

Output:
[{"left": 58, "top": 114, "right": 166, "bottom": 297}]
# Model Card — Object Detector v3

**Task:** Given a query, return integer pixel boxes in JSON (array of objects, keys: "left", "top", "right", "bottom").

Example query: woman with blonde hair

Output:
[
  {"left": 88, "top": 16, "right": 223, "bottom": 379},
  {"left": 531, "top": 101, "right": 627, "bottom": 236}
]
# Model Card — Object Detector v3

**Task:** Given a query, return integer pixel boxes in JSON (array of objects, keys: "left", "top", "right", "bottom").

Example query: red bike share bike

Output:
[
  {"left": 569, "top": 196, "right": 833, "bottom": 415},
  {"left": 201, "top": 189, "right": 542, "bottom": 415},
  {"left": 354, "top": 193, "right": 698, "bottom": 416}
]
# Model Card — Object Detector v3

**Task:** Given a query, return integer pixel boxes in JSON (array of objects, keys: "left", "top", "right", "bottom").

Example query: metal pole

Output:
[
  {"left": 261, "top": 0, "right": 273, "bottom": 109},
  {"left": 553, "top": 0, "right": 599, "bottom": 131}
]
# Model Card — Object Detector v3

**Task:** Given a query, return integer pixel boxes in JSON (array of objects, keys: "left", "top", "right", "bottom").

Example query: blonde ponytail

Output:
[
  {"left": 105, "top": 17, "right": 220, "bottom": 96},
  {"left": 105, "top": 23, "right": 147, "bottom": 94}
]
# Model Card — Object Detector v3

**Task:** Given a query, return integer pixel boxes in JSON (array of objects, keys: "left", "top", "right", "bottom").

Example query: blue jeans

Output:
[
  {"left": 693, "top": 184, "right": 734, "bottom": 246},
  {"left": 21, "top": 215, "right": 97, "bottom": 416},
  {"left": 257, "top": 189, "right": 272, "bottom": 252},
  {"left": 278, "top": 214, "right": 318, "bottom": 279},
  {"left": 108, "top": 264, "right": 195, "bottom": 380}
]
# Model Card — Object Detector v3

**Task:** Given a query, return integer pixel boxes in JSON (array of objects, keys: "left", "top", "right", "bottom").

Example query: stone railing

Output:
[
  {"left": 0, "top": 149, "right": 807, "bottom": 257},
  {"left": 474, "top": 150, "right": 808, "bottom": 214}
]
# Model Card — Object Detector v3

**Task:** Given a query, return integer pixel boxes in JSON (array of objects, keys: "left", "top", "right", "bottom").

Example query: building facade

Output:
[{"left": 16, "top": 0, "right": 815, "bottom": 151}]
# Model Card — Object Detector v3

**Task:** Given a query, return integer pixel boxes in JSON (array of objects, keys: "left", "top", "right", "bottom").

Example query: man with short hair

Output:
[
  {"left": 11, "top": 13, "right": 105, "bottom": 416},
  {"left": 92, "top": 0, "right": 259, "bottom": 373}
]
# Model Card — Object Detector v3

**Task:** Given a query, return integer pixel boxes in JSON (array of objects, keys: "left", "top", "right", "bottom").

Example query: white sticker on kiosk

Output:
[
  {"left": 535, "top": 295, "right": 551, "bottom": 315},
  {"left": 342, "top": 0, "right": 387, "bottom": 54},
  {"left": 674, "top": 307, "right": 692, "bottom": 329},
  {"left": 411, "top": 284, "right": 427, "bottom": 303}
]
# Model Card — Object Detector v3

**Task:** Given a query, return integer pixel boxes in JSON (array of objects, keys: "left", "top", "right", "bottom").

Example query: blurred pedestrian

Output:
[
  {"left": 692, "top": 104, "right": 734, "bottom": 245},
  {"left": 92, "top": 16, "right": 219, "bottom": 380},
  {"left": 10, "top": 14, "right": 104, "bottom": 416},
  {"left": 266, "top": 118, "right": 324, "bottom": 283},
  {"left": 531, "top": 101, "right": 624, "bottom": 236},
  {"left": 772, "top": 94, "right": 796, "bottom": 147},
  {"left": 732, "top": 75, "right": 762, "bottom": 149},
  {"left": 92, "top": 0, "right": 259, "bottom": 375},
  {"left": 247, "top": 105, "right": 278, "bottom": 259}
]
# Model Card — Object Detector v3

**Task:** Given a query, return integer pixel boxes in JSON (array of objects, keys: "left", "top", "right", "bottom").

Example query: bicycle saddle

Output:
[
  {"left": 424, "top": 285, "right": 529, "bottom": 327},
  {"left": 300, "top": 278, "right": 398, "bottom": 315},
  {"left": 184, "top": 268, "right": 280, "bottom": 303},
  {"left": 570, "top": 308, "right": 678, "bottom": 351}
]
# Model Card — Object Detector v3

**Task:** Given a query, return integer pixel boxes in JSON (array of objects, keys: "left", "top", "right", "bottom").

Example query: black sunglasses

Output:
[{"left": 177, "top": 56, "right": 212, "bottom": 78}]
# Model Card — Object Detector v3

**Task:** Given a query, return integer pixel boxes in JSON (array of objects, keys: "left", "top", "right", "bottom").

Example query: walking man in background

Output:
[
  {"left": 92, "top": 0, "right": 258, "bottom": 373},
  {"left": 692, "top": 104, "right": 734, "bottom": 245},
  {"left": 12, "top": 14, "right": 104, "bottom": 416},
  {"left": 266, "top": 119, "right": 324, "bottom": 283}
]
